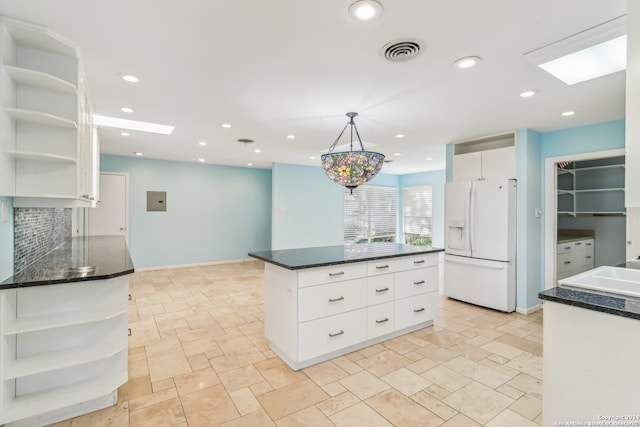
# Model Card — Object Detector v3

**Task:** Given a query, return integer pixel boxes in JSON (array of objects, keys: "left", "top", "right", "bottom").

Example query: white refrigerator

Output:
[{"left": 444, "top": 179, "right": 516, "bottom": 312}]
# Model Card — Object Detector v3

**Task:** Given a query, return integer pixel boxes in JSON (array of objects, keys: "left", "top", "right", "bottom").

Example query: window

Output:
[
  {"left": 344, "top": 185, "right": 397, "bottom": 244},
  {"left": 403, "top": 186, "right": 433, "bottom": 246}
]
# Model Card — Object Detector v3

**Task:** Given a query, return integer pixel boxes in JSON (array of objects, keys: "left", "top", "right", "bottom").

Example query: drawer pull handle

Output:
[
  {"left": 128, "top": 328, "right": 132, "bottom": 336},
  {"left": 564, "top": 246, "right": 571, "bottom": 250},
  {"left": 414, "top": 260, "right": 425, "bottom": 264},
  {"left": 414, "top": 280, "right": 425, "bottom": 285},
  {"left": 329, "top": 296, "right": 345, "bottom": 302},
  {"left": 586, "top": 256, "right": 592, "bottom": 259},
  {"left": 329, "top": 271, "right": 345, "bottom": 277},
  {"left": 376, "top": 317, "right": 389, "bottom": 324},
  {"left": 586, "top": 243, "right": 592, "bottom": 246},
  {"left": 413, "top": 308, "right": 425, "bottom": 313},
  {"left": 128, "top": 294, "right": 132, "bottom": 301},
  {"left": 575, "top": 242, "right": 582, "bottom": 245},
  {"left": 564, "top": 261, "right": 571, "bottom": 265},
  {"left": 329, "top": 330, "right": 344, "bottom": 337},
  {"left": 376, "top": 265, "right": 390, "bottom": 270},
  {"left": 375, "top": 287, "right": 389, "bottom": 293}
]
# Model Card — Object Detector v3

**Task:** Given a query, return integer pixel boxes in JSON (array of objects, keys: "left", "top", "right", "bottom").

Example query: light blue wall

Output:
[
  {"left": 271, "top": 163, "right": 344, "bottom": 249},
  {"left": 399, "top": 170, "right": 446, "bottom": 248},
  {"left": 515, "top": 129, "right": 543, "bottom": 310},
  {"left": 101, "top": 155, "right": 272, "bottom": 269},
  {"left": 0, "top": 197, "right": 14, "bottom": 281},
  {"left": 541, "top": 119, "right": 624, "bottom": 158}
]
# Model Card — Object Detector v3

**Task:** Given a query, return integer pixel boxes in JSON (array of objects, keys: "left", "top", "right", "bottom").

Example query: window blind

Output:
[
  {"left": 403, "top": 185, "right": 433, "bottom": 245},
  {"left": 344, "top": 185, "right": 397, "bottom": 243}
]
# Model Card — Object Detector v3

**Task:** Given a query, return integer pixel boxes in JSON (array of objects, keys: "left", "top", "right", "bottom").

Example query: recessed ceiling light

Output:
[
  {"left": 120, "top": 107, "right": 134, "bottom": 113},
  {"left": 93, "top": 115, "right": 175, "bottom": 135},
  {"left": 120, "top": 132, "right": 130, "bottom": 137},
  {"left": 454, "top": 56, "right": 481, "bottom": 69},
  {"left": 426, "top": 157, "right": 433, "bottom": 161},
  {"left": 247, "top": 163, "right": 253, "bottom": 166},
  {"left": 561, "top": 111, "right": 576, "bottom": 117},
  {"left": 309, "top": 156, "right": 316, "bottom": 160},
  {"left": 254, "top": 149, "right": 261, "bottom": 153},
  {"left": 520, "top": 90, "right": 538, "bottom": 98},
  {"left": 287, "top": 134, "right": 295, "bottom": 139},
  {"left": 348, "top": 0, "right": 383, "bottom": 21},
  {"left": 394, "top": 152, "right": 402, "bottom": 156},
  {"left": 134, "top": 152, "right": 143, "bottom": 156},
  {"left": 198, "top": 158, "right": 205, "bottom": 162},
  {"left": 121, "top": 74, "right": 139, "bottom": 83},
  {"left": 395, "top": 134, "right": 405, "bottom": 139},
  {"left": 221, "top": 123, "right": 232, "bottom": 128},
  {"left": 199, "top": 141, "right": 207, "bottom": 146}
]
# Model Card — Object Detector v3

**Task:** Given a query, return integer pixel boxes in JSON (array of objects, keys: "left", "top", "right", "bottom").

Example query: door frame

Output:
[
  {"left": 543, "top": 148, "right": 625, "bottom": 290},
  {"left": 76, "top": 172, "right": 130, "bottom": 242}
]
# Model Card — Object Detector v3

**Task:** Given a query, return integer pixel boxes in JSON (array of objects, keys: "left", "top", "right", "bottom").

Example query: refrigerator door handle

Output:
[
  {"left": 469, "top": 184, "right": 475, "bottom": 252},
  {"left": 446, "top": 257, "right": 506, "bottom": 270}
]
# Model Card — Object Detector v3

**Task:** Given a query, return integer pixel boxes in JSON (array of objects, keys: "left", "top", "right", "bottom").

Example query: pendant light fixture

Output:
[{"left": 321, "top": 112, "right": 385, "bottom": 194}]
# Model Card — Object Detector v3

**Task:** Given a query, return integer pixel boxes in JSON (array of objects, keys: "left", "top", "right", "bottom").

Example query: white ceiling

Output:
[{"left": 0, "top": 0, "right": 628, "bottom": 174}]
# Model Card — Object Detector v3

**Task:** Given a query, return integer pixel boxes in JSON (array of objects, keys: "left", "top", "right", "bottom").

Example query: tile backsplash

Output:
[{"left": 14, "top": 208, "right": 71, "bottom": 272}]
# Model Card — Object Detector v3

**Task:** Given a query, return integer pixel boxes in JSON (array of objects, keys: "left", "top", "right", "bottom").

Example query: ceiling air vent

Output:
[
  {"left": 381, "top": 39, "right": 422, "bottom": 62},
  {"left": 237, "top": 138, "right": 254, "bottom": 144}
]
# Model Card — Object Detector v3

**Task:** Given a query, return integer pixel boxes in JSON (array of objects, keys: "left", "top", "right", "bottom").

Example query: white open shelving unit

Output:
[
  {"left": 0, "top": 16, "right": 98, "bottom": 207},
  {"left": 0, "top": 276, "right": 129, "bottom": 426}
]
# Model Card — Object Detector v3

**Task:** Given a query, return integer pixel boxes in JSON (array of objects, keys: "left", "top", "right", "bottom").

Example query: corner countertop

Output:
[
  {"left": 539, "top": 286, "right": 640, "bottom": 321},
  {"left": 248, "top": 243, "right": 444, "bottom": 270},
  {"left": 1, "top": 236, "right": 135, "bottom": 289}
]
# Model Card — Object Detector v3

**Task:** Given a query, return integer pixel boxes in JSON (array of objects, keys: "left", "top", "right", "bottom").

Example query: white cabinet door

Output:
[
  {"left": 88, "top": 173, "right": 127, "bottom": 238},
  {"left": 481, "top": 146, "right": 516, "bottom": 180},
  {"left": 452, "top": 152, "right": 482, "bottom": 182}
]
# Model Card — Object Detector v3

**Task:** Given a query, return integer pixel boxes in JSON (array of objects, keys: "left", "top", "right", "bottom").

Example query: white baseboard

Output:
[
  {"left": 516, "top": 304, "right": 542, "bottom": 315},
  {"left": 135, "top": 258, "right": 258, "bottom": 272}
]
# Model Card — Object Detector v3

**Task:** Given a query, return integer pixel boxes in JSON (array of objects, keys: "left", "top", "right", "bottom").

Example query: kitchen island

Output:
[
  {"left": 539, "top": 275, "right": 640, "bottom": 426},
  {"left": 249, "top": 243, "right": 444, "bottom": 370},
  {"left": 0, "top": 236, "right": 134, "bottom": 427}
]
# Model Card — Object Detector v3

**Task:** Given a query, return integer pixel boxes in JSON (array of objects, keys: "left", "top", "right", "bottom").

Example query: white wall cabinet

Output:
[
  {"left": 264, "top": 253, "right": 439, "bottom": 370},
  {"left": 0, "top": 276, "right": 128, "bottom": 426},
  {"left": 451, "top": 134, "right": 516, "bottom": 182},
  {"left": 0, "top": 17, "right": 98, "bottom": 208}
]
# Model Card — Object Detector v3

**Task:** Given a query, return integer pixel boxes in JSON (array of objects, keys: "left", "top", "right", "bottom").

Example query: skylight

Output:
[{"left": 93, "top": 115, "right": 175, "bottom": 135}]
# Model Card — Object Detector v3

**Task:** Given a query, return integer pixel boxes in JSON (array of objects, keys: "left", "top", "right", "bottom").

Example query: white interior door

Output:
[
  {"left": 88, "top": 173, "right": 128, "bottom": 239},
  {"left": 627, "top": 207, "right": 640, "bottom": 261}
]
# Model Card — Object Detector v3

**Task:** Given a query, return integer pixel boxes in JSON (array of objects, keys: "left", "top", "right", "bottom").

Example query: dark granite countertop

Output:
[
  {"left": 1, "top": 236, "right": 135, "bottom": 288},
  {"left": 539, "top": 286, "right": 640, "bottom": 321},
  {"left": 248, "top": 243, "right": 444, "bottom": 270}
]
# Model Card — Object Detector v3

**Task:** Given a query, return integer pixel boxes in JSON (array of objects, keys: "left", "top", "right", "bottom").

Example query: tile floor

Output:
[{"left": 50, "top": 260, "right": 543, "bottom": 427}]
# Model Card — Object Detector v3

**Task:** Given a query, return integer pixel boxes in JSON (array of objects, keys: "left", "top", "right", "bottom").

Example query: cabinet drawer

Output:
[
  {"left": 367, "top": 259, "right": 401, "bottom": 276},
  {"left": 572, "top": 239, "right": 593, "bottom": 250},
  {"left": 395, "top": 267, "right": 438, "bottom": 299},
  {"left": 298, "top": 263, "right": 367, "bottom": 288},
  {"left": 367, "top": 302, "right": 394, "bottom": 339},
  {"left": 395, "top": 253, "right": 438, "bottom": 271},
  {"left": 557, "top": 242, "right": 574, "bottom": 254},
  {"left": 298, "top": 309, "right": 367, "bottom": 361},
  {"left": 298, "top": 279, "right": 366, "bottom": 322},
  {"left": 366, "top": 275, "right": 394, "bottom": 306},
  {"left": 557, "top": 252, "right": 575, "bottom": 274},
  {"left": 394, "top": 292, "right": 437, "bottom": 331}
]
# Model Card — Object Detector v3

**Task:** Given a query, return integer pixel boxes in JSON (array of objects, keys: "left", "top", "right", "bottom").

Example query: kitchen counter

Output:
[
  {"left": 248, "top": 243, "right": 444, "bottom": 270},
  {"left": 2, "top": 235, "right": 134, "bottom": 288},
  {"left": 557, "top": 228, "right": 595, "bottom": 244},
  {"left": 539, "top": 285, "right": 640, "bottom": 320}
]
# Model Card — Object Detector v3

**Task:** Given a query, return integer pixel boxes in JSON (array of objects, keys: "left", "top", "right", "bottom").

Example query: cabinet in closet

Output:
[{"left": 0, "top": 17, "right": 98, "bottom": 207}]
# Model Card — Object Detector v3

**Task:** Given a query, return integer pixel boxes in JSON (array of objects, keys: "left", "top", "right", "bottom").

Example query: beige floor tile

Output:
[
  {"left": 443, "top": 356, "right": 513, "bottom": 388},
  {"left": 410, "top": 390, "right": 458, "bottom": 420},
  {"left": 229, "top": 387, "right": 262, "bottom": 415},
  {"left": 331, "top": 355, "right": 363, "bottom": 374},
  {"left": 128, "top": 345, "right": 147, "bottom": 362},
  {"left": 423, "top": 383, "right": 451, "bottom": 400},
  {"left": 68, "top": 401, "right": 129, "bottom": 427},
  {"left": 174, "top": 367, "right": 221, "bottom": 396},
  {"left": 496, "top": 333, "right": 543, "bottom": 356},
  {"left": 257, "top": 378, "right": 329, "bottom": 420},
  {"left": 381, "top": 367, "right": 432, "bottom": 395},
  {"left": 443, "top": 381, "right": 514, "bottom": 424},
  {"left": 329, "top": 402, "right": 393, "bottom": 427},
  {"left": 258, "top": 363, "right": 306, "bottom": 389},
  {"left": 321, "top": 381, "right": 347, "bottom": 396},
  {"left": 440, "top": 413, "right": 483, "bottom": 426},
  {"left": 129, "top": 397, "right": 186, "bottom": 427},
  {"left": 210, "top": 347, "right": 266, "bottom": 372},
  {"left": 303, "top": 360, "right": 349, "bottom": 386},
  {"left": 316, "top": 390, "right": 361, "bottom": 416},
  {"left": 480, "top": 340, "right": 525, "bottom": 360},
  {"left": 249, "top": 380, "right": 274, "bottom": 396},
  {"left": 382, "top": 335, "right": 423, "bottom": 354},
  {"left": 485, "top": 409, "right": 540, "bottom": 426},
  {"left": 118, "top": 375, "right": 152, "bottom": 402},
  {"left": 187, "top": 352, "right": 212, "bottom": 371},
  {"left": 406, "top": 356, "right": 439, "bottom": 374},
  {"left": 151, "top": 378, "right": 175, "bottom": 393},
  {"left": 275, "top": 405, "right": 335, "bottom": 427},
  {"left": 181, "top": 337, "right": 223, "bottom": 357},
  {"left": 509, "top": 393, "right": 542, "bottom": 420},
  {"left": 505, "top": 373, "right": 543, "bottom": 399},
  {"left": 181, "top": 384, "right": 240, "bottom": 427},
  {"left": 129, "top": 387, "right": 178, "bottom": 411},
  {"left": 366, "top": 388, "right": 444, "bottom": 426},
  {"left": 218, "top": 336, "right": 256, "bottom": 354},
  {"left": 421, "top": 365, "right": 473, "bottom": 393},
  {"left": 129, "top": 358, "right": 150, "bottom": 379},
  {"left": 416, "top": 344, "right": 457, "bottom": 363},
  {"left": 145, "top": 337, "right": 182, "bottom": 358},
  {"left": 505, "top": 351, "right": 543, "bottom": 379},
  {"left": 422, "top": 329, "right": 468, "bottom": 347},
  {"left": 495, "top": 383, "right": 525, "bottom": 400},
  {"left": 357, "top": 349, "right": 412, "bottom": 376},
  {"left": 146, "top": 351, "right": 192, "bottom": 382},
  {"left": 220, "top": 409, "right": 276, "bottom": 427},
  {"left": 448, "top": 341, "right": 492, "bottom": 361},
  {"left": 339, "top": 370, "right": 390, "bottom": 400},
  {"left": 218, "top": 363, "right": 266, "bottom": 392}
]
